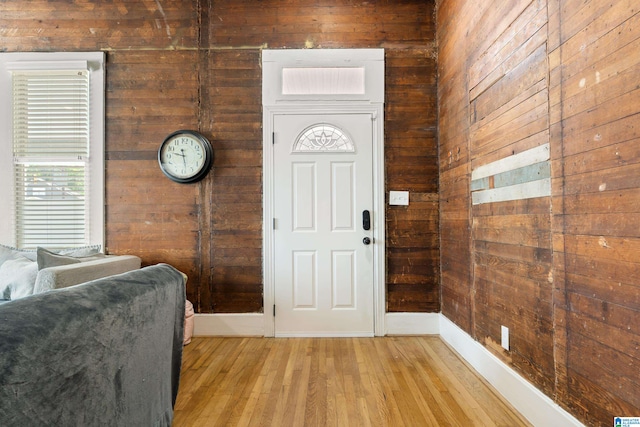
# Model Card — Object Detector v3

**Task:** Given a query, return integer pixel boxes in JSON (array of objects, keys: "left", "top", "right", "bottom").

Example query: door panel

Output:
[
  {"left": 273, "top": 113, "right": 374, "bottom": 336},
  {"left": 331, "top": 162, "right": 354, "bottom": 230},
  {"left": 293, "top": 251, "right": 316, "bottom": 308},
  {"left": 332, "top": 250, "right": 355, "bottom": 308},
  {"left": 292, "top": 163, "right": 316, "bottom": 231}
]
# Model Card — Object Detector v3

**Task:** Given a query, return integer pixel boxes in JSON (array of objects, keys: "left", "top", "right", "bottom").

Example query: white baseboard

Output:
[
  {"left": 194, "top": 312, "right": 442, "bottom": 337},
  {"left": 194, "top": 313, "right": 264, "bottom": 336},
  {"left": 385, "top": 312, "right": 440, "bottom": 335},
  {"left": 439, "top": 315, "right": 583, "bottom": 427}
]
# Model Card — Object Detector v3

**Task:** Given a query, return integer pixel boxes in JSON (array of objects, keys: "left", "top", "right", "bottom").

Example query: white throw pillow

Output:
[
  {"left": 0, "top": 244, "right": 36, "bottom": 266},
  {"left": 0, "top": 256, "right": 38, "bottom": 300}
]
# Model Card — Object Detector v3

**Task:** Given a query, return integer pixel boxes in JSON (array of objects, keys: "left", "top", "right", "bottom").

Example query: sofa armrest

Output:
[
  {"left": 33, "top": 255, "right": 142, "bottom": 294},
  {"left": 0, "top": 264, "right": 185, "bottom": 426}
]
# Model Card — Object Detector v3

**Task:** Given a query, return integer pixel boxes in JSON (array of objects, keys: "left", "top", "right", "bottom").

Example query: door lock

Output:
[
  {"left": 362, "top": 210, "right": 371, "bottom": 230},
  {"left": 363, "top": 237, "right": 371, "bottom": 245}
]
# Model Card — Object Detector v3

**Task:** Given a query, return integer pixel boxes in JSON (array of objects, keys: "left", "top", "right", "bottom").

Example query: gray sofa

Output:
[{"left": 0, "top": 263, "right": 186, "bottom": 426}]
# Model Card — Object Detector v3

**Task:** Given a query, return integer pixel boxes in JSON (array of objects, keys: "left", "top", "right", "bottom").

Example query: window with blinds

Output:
[{"left": 11, "top": 70, "right": 90, "bottom": 248}]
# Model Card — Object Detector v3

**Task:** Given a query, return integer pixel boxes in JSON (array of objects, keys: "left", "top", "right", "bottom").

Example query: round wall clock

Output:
[{"left": 158, "top": 130, "right": 213, "bottom": 183}]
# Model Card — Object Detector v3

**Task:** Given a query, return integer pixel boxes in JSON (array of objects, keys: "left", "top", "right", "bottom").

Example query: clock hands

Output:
[{"left": 171, "top": 149, "right": 188, "bottom": 170}]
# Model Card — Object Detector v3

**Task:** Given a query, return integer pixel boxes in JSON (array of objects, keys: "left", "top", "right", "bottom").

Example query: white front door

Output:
[{"left": 273, "top": 113, "right": 374, "bottom": 337}]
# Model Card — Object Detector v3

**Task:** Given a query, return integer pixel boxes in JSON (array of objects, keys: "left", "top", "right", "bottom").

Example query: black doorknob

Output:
[{"left": 363, "top": 237, "right": 371, "bottom": 245}]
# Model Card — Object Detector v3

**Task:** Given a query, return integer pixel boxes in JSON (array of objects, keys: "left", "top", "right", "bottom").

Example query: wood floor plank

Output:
[{"left": 173, "top": 336, "right": 532, "bottom": 427}]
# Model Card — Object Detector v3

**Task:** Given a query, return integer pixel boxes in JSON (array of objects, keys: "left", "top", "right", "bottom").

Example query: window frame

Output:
[{"left": 0, "top": 52, "right": 105, "bottom": 249}]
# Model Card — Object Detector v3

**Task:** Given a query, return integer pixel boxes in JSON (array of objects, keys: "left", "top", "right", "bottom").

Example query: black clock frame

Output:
[{"left": 158, "top": 130, "right": 213, "bottom": 184}]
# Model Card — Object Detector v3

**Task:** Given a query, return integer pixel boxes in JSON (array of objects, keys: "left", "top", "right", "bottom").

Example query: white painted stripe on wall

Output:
[
  {"left": 471, "top": 178, "right": 551, "bottom": 205},
  {"left": 472, "top": 143, "right": 550, "bottom": 180}
]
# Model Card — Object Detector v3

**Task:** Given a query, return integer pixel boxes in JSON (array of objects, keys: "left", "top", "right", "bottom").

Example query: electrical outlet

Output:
[
  {"left": 501, "top": 325, "right": 510, "bottom": 351},
  {"left": 389, "top": 191, "right": 409, "bottom": 206}
]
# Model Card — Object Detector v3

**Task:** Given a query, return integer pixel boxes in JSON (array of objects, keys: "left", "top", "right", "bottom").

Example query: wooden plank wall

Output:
[
  {"left": 437, "top": 0, "right": 640, "bottom": 425},
  {"left": 471, "top": 0, "right": 555, "bottom": 396},
  {"left": 0, "top": 1, "right": 439, "bottom": 313},
  {"left": 551, "top": 0, "right": 640, "bottom": 422}
]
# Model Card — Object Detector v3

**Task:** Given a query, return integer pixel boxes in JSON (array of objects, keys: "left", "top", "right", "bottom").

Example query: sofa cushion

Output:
[
  {"left": 37, "top": 248, "right": 82, "bottom": 269},
  {"left": 0, "top": 256, "right": 38, "bottom": 300},
  {"left": 36, "top": 247, "right": 105, "bottom": 270}
]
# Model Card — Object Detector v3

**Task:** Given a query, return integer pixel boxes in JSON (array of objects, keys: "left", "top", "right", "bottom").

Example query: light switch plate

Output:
[{"left": 389, "top": 191, "right": 409, "bottom": 206}]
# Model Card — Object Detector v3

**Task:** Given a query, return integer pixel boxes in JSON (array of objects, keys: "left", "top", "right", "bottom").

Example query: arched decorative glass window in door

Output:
[{"left": 293, "top": 124, "right": 355, "bottom": 153}]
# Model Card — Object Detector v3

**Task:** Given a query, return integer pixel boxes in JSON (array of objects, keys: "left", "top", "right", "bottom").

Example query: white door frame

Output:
[
  {"left": 262, "top": 47, "right": 385, "bottom": 337},
  {"left": 263, "top": 103, "right": 385, "bottom": 337}
]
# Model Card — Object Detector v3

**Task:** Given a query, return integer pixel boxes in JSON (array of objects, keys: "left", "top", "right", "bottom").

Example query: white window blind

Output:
[{"left": 12, "top": 70, "right": 90, "bottom": 248}]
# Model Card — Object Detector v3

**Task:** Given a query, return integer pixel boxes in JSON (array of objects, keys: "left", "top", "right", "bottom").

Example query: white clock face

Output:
[{"left": 160, "top": 135, "right": 206, "bottom": 179}]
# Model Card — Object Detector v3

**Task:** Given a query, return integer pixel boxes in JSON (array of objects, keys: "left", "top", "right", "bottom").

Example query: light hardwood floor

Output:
[{"left": 173, "top": 336, "right": 531, "bottom": 426}]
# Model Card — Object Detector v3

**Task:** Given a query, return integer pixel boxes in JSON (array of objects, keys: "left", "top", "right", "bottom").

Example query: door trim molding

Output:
[{"left": 263, "top": 104, "right": 385, "bottom": 337}]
